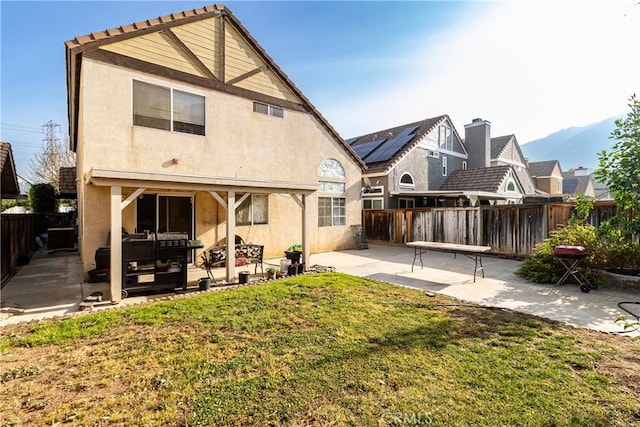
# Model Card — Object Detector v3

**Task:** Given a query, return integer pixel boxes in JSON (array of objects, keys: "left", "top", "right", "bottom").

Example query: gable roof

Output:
[
  {"left": 490, "top": 134, "right": 526, "bottom": 164},
  {"left": 528, "top": 160, "right": 561, "bottom": 177},
  {"left": 0, "top": 142, "right": 20, "bottom": 198},
  {"left": 65, "top": 3, "right": 365, "bottom": 170},
  {"left": 440, "top": 165, "right": 518, "bottom": 192},
  {"left": 349, "top": 115, "right": 456, "bottom": 174},
  {"left": 562, "top": 172, "right": 593, "bottom": 196}
]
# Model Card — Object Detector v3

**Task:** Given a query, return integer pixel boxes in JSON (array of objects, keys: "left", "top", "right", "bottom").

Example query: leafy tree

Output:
[
  {"left": 28, "top": 183, "right": 59, "bottom": 214},
  {"left": 594, "top": 94, "right": 640, "bottom": 240}
]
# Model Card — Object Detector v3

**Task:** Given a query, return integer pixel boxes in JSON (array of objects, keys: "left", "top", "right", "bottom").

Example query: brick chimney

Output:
[{"left": 464, "top": 118, "right": 491, "bottom": 169}]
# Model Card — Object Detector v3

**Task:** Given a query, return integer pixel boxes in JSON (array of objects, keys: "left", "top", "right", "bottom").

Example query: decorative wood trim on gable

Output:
[
  {"left": 164, "top": 28, "right": 218, "bottom": 81},
  {"left": 226, "top": 65, "right": 266, "bottom": 85},
  {"left": 84, "top": 49, "right": 308, "bottom": 113}
]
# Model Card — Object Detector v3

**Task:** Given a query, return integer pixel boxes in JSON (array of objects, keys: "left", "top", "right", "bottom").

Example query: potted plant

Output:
[
  {"left": 284, "top": 244, "right": 302, "bottom": 264},
  {"left": 266, "top": 267, "right": 278, "bottom": 280}
]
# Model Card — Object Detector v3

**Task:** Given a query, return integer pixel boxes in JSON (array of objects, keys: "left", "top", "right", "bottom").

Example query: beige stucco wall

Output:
[{"left": 76, "top": 58, "right": 362, "bottom": 274}]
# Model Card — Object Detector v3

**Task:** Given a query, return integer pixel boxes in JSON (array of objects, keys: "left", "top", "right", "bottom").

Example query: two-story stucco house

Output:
[
  {"left": 65, "top": 4, "right": 365, "bottom": 302},
  {"left": 350, "top": 115, "right": 468, "bottom": 209}
]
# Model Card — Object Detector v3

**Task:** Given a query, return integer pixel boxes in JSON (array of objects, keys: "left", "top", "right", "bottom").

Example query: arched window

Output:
[
  {"left": 318, "top": 158, "right": 345, "bottom": 178},
  {"left": 399, "top": 173, "right": 414, "bottom": 187},
  {"left": 506, "top": 180, "right": 516, "bottom": 192},
  {"left": 318, "top": 158, "right": 346, "bottom": 227}
]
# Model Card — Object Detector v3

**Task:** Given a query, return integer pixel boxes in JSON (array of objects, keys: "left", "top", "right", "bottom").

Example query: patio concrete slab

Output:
[
  {"left": 1, "top": 245, "right": 638, "bottom": 338},
  {"left": 309, "top": 245, "right": 639, "bottom": 337}
]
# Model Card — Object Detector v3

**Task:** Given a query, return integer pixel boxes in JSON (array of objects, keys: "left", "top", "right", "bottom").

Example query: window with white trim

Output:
[
  {"left": 442, "top": 156, "right": 448, "bottom": 176},
  {"left": 399, "top": 173, "right": 414, "bottom": 187},
  {"left": 506, "top": 180, "right": 516, "bottom": 192},
  {"left": 363, "top": 198, "right": 383, "bottom": 210},
  {"left": 236, "top": 194, "right": 268, "bottom": 225},
  {"left": 463, "top": 161, "right": 467, "bottom": 170},
  {"left": 253, "top": 101, "right": 284, "bottom": 118},
  {"left": 133, "top": 80, "right": 205, "bottom": 135},
  {"left": 438, "top": 124, "right": 453, "bottom": 151},
  {"left": 318, "top": 158, "right": 346, "bottom": 227}
]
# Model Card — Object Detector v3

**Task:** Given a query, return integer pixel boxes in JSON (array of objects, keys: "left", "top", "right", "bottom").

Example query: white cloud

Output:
[{"left": 323, "top": 1, "right": 640, "bottom": 142}]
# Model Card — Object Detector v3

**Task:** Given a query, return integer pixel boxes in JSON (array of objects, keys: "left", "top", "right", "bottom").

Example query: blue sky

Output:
[{"left": 1, "top": 1, "right": 639, "bottom": 184}]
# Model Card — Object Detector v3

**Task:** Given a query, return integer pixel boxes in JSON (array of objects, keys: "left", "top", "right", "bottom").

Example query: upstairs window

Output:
[
  {"left": 133, "top": 80, "right": 205, "bottom": 135},
  {"left": 253, "top": 101, "right": 284, "bottom": 118},
  {"left": 438, "top": 124, "right": 453, "bottom": 151},
  {"left": 442, "top": 156, "right": 448, "bottom": 176}
]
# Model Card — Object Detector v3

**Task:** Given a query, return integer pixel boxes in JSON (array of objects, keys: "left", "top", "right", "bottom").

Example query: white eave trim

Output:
[{"left": 85, "top": 167, "right": 318, "bottom": 194}]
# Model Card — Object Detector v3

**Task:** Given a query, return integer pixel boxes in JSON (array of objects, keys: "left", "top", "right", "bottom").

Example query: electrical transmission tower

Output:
[{"left": 42, "top": 120, "right": 61, "bottom": 152}]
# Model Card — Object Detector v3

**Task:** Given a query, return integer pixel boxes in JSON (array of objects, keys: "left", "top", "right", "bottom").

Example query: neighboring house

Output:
[
  {"left": 0, "top": 142, "right": 20, "bottom": 199},
  {"left": 439, "top": 165, "right": 525, "bottom": 205},
  {"left": 65, "top": 4, "right": 365, "bottom": 301},
  {"left": 562, "top": 168, "right": 596, "bottom": 199},
  {"left": 594, "top": 179, "right": 614, "bottom": 201},
  {"left": 527, "top": 160, "right": 563, "bottom": 195},
  {"left": 349, "top": 115, "right": 468, "bottom": 209},
  {"left": 489, "top": 134, "right": 536, "bottom": 196}
]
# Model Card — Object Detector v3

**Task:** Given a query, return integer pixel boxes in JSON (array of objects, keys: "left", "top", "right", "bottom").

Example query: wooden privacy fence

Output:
[
  {"left": 362, "top": 201, "right": 619, "bottom": 258},
  {"left": 1, "top": 214, "right": 41, "bottom": 283}
]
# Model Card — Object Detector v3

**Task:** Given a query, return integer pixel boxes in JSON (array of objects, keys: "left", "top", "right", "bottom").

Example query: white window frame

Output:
[
  {"left": 133, "top": 80, "right": 205, "bottom": 135},
  {"left": 253, "top": 101, "right": 284, "bottom": 118},
  {"left": 236, "top": 194, "right": 269, "bottom": 226},
  {"left": 399, "top": 172, "right": 415, "bottom": 188},
  {"left": 318, "top": 158, "right": 347, "bottom": 227},
  {"left": 442, "top": 156, "right": 448, "bottom": 176},
  {"left": 438, "top": 124, "right": 453, "bottom": 151},
  {"left": 463, "top": 161, "right": 467, "bottom": 170},
  {"left": 363, "top": 198, "right": 384, "bottom": 210},
  {"left": 318, "top": 196, "right": 346, "bottom": 227}
]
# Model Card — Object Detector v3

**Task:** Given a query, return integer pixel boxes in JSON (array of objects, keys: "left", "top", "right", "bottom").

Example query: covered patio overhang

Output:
[
  {"left": 86, "top": 167, "right": 317, "bottom": 303},
  {"left": 389, "top": 190, "right": 523, "bottom": 206}
]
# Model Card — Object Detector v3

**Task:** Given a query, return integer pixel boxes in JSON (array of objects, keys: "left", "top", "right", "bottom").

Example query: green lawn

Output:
[{"left": 1, "top": 273, "right": 639, "bottom": 426}]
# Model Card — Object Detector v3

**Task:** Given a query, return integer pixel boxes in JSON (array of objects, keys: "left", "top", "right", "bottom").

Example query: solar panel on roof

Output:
[
  {"left": 364, "top": 134, "right": 414, "bottom": 163},
  {"left": 353, "top": 139, "right": 386, "bottom": 160},
  {"left": 397, "top": 124, "right": 419, "bottom": 138}
]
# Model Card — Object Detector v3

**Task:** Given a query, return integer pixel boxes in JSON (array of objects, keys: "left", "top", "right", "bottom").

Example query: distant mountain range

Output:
[{"left": 520, "top": 116, "right": 621, "bottom": 171}]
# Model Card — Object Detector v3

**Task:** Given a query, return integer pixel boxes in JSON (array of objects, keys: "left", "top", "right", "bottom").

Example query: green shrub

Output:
[
  {"left": 603, "top": 241, "right": 640, "bottom": 272},
  {"left": 28, "top": 183, "right": 59, "bottom": 214},
  {"left": 516, "top": 223, "right": 604, "bottom": 284}
]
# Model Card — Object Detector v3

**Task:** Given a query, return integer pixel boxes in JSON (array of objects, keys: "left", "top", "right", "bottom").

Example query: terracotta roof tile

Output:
[
  {"left": 75, "top": 35, "right": 92, "bottom": 44},
  {"left": 66, "top": 4, "right": 228, "bottom": 48}
]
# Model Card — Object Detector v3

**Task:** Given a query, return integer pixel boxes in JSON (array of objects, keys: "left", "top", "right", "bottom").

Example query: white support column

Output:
[
  {"left": 302, "top": 194, "right": 310, "bottom": 269},
  {"left": 110, "top": 186, "right": 123, "bottom": 304},
  {"left": 226, "top": 190, "right": 236, "bottom": 282}
]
